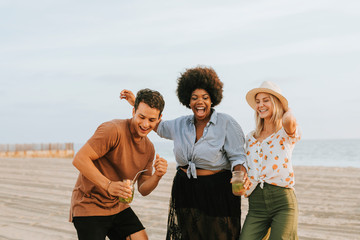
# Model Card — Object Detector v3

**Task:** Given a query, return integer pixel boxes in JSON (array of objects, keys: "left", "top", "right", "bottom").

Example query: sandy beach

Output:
[{"left": 0, "top": 158, "right": 359, "bottom": 240}]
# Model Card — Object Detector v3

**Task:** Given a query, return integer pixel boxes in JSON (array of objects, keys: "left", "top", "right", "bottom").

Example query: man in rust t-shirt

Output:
[{"left": 70, "top": 89, "right": 167, "bottom": 240}]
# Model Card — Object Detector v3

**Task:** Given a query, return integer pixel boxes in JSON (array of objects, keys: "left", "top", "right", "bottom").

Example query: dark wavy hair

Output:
[
  {"left": 134, "top": 88, "right": 165, "bottom": 117},
  {"left": 176, "top": 66, "right": 223, "bottom": 108}
]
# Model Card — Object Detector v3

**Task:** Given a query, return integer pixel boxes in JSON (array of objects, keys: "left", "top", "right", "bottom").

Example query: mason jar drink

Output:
[
  {"left": 119, "top": 180, "right": 134, "bottom": 203},
  {"left": 232, "top": 171, "right": 245, "bottom": 196}
]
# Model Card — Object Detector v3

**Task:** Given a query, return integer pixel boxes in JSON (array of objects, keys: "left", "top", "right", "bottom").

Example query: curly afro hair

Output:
[{"left": 176, "top": 66, "right": 223, "bottom": 108}]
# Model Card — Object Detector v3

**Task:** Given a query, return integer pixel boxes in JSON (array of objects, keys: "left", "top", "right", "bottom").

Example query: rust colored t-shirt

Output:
[{"left": 70, "top": 119, "right": 154, "bottom": 221}]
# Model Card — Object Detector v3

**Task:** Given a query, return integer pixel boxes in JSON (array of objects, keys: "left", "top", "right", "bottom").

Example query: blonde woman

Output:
[{"left": 239, "top": 81, "right": 301, "bottom": 240}]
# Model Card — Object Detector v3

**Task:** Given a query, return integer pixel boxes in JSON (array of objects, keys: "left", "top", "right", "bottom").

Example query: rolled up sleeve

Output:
[
  {"left": 157, "top": 120, "right": 175, "bottom": 140},
  {"left": 224, "top": 117, "right": 246, "bottom": 170}
]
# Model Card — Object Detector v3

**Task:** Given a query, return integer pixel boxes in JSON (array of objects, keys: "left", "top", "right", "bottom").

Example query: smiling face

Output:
[
  {"left": 189, "top": 88, "right": 212, "bottom": 122},
  {"left": 131, "top": 102, "right": 161, "bottom": 140},
  {"left": 255, "top": 92, "right": 274, "bottom": 120}
]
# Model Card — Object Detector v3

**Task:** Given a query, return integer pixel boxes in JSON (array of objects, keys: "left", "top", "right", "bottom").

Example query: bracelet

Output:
[{"left": 106, "top": 180, "right": 112, "bottom": 192}]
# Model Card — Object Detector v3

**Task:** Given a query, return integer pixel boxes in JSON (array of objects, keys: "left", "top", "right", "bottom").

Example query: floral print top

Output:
[{"left": 244, "top": 127, "right": 301, "bottom": 197}]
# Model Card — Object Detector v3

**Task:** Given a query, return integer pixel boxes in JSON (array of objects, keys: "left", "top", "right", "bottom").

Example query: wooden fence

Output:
[{"left": 0, "top": 143, "right": 74, "bottom": 158}]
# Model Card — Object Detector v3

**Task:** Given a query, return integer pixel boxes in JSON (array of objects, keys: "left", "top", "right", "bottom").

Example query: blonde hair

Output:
[{"left": 254, "top": 93, "right": 284, "bottom": 138}]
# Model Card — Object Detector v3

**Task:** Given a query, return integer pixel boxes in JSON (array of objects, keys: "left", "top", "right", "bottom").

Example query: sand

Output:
[{"left": 0, "top": 158, "right": 359, "bottom": 240}]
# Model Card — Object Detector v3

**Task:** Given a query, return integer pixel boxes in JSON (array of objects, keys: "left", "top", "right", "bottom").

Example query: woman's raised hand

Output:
[{"left": 120, "top": 89, "right": 136, "bottom": 106}]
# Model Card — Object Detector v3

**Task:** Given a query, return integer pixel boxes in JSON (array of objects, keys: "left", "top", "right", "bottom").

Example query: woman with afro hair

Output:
[{"left": 121, "top": 66, "right": 250, "bottom": 240}]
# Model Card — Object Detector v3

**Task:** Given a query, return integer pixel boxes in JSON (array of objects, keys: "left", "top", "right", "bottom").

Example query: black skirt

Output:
[{"left": 166, "top": 169, "right": 241, "bottom": 240}]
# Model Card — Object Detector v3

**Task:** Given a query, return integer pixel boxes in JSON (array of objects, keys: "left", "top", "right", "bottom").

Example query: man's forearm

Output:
[
  {"left": 73, "top": 143, "right": 110, "bottom": 190},
  {"left": 138, "top": 174, "right": 162, "bottom": 196}
]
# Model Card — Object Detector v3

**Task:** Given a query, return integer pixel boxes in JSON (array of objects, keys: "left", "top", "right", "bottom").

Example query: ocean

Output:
[
  {"left": 153, "top": 139, "right": 360, "bottom": 168},
  {"left": 290, "top": 139, "right": 360, "bottom": 168},
  {"left": 74, "top": 139, "right": 360, "bottom": 168}
]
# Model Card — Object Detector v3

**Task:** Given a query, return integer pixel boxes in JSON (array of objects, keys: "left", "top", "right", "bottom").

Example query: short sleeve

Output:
[
  {"left": 87, "top": 121, "right": 120, "bottom": 158},
  {"left": 223, "top": 116, "right": 247, "bottom": 169}
]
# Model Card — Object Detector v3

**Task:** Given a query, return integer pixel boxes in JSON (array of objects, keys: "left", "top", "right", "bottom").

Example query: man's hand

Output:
[
  {"left": 136, "top": 154, "right": 167, "bottom": 196},
  {"left": 154, "top": 154, "right": 167, "bottom": 177},
  {"left": 107, "top": 180, "right": 133, "bottom": 199},
  {"left": 120, "top": 89, "right": 136, "bottom": 106}
]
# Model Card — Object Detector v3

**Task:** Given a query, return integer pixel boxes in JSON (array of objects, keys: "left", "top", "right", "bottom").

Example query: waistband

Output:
[
  {"left": 179, "top": 165, "right": 223, "bottom": 177},
  {"left": 257, "top": 182, "right": 294, "bottom": 191}
]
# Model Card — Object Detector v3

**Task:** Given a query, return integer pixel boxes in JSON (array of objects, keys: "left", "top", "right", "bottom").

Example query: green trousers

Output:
[{"left": 239, "top": 183, "right": 298, "bottom": 240}]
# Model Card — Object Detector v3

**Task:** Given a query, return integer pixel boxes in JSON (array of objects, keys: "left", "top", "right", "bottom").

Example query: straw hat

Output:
[{"left": 246, "top": 81, "right": 288, "bottom": 111}]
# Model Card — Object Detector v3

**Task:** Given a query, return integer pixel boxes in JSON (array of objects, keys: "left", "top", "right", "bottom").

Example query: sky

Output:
[{"left": 1, "top": 0, "right": 360, "bottom": 145}]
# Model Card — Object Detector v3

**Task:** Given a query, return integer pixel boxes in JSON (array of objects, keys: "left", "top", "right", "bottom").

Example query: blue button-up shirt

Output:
[{"left": 157, "top": 110, "right": 246, "bottom": 178}]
